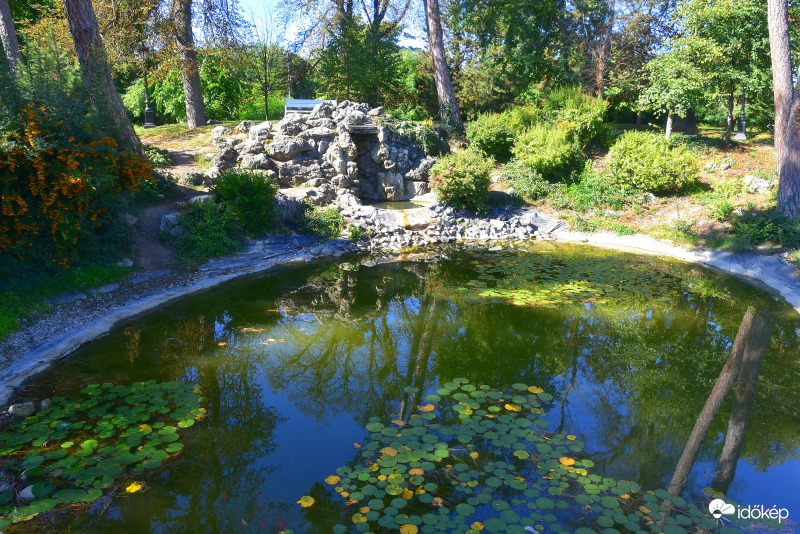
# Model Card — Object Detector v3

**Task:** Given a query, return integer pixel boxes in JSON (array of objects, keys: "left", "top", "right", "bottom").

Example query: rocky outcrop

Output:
[{"left": 207, "top": 100, "right": 440, "bottom": 203}]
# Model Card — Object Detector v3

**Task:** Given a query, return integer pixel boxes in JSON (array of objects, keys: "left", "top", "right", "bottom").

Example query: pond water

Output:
[{"left": 9, "top": 243, "right": 800, "bottom": 533}]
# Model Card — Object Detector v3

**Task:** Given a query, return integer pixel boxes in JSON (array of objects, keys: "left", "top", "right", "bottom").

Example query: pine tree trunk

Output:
[
  {"left": 668, "top": 307, "right": 758, "bottom": 496},
  {"left": 173, "top": 0, "right": 206, "bottom": 129},
  {"left": 424, "top": 0, "right": 462, "bottom": 130},
  {"left": 725, "top": 93, "right": 734, "bottom": 144},
  {"left": 665, "top": 113, "right": 673, "bottom": 139},
  {"left": 63, "top": 0, "right": 143, "bottom": 155},
  {"left": 711, "top": 308, "right": 777, "bottom": 494},
  {"left": 0, "top": 0, "right": 21, "bottom": 71},
  {"left": 768, "top": 0, "right": 800, "bottom": 217}
]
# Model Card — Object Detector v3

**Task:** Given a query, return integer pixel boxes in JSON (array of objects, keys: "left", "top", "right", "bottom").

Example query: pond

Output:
[{"left": 4, "top": 242, "right": 800, "bottom": 533}]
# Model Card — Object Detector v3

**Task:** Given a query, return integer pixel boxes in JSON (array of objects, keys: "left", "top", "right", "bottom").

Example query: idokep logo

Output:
[
  {"left": 708, "top": 499, "right": 735, "bottom": 519},
  {"left": 708, "top": 498, "right": 790, "bottom": 524}
]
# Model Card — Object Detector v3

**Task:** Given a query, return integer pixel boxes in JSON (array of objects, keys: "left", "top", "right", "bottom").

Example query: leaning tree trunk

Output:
[
  {"left": 768, "top": 0, "right": 800, "bottom": 217},
  {"left": 668, "top": 307, "right": 758, "bottom": 496},
  {"left": 0, "top": 0, "right": 21, "bottom": 71},
  {"left": 711, "top": 308, "right": 777, "bottom": 494},
  {"left": 172, "top": 0, "right": 206, "bottom": 129},
  {"left": 63, "top": 0, "right": 143, "bottom": 155},
  {"left": 424, "top": 0, "right": 462, "bottom": 130}
]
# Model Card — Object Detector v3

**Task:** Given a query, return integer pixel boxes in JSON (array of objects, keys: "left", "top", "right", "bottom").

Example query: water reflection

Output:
[{"left": 16, "top": 246, "right": 800, "bottom": 532}]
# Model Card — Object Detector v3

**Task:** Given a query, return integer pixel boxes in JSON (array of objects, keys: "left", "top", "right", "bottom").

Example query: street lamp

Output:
[
  {"left": 138, "top": 44, "right": 156, "bottom": 128},
  {"left": 734, "top": 87, "right": 747, "bottom": 141}
]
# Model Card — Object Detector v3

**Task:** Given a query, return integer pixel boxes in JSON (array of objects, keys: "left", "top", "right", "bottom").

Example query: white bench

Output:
[{"left": 284, "top": 99, "right": 338, "bottom": 115}]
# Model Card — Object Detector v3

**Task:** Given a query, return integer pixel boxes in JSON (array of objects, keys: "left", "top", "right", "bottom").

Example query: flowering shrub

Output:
[
  {"left": 0, "top": 56, "right": 151, "bottom": 267},
  {"left": 429, "top": 150, "right": 495, "bottom": 213}
]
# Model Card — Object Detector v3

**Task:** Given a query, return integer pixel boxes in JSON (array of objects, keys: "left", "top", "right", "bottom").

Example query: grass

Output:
[
  {"left": 0, "top": 263, "right": 133, "bottom": 340},
  {"left": 135, "top": 122, "right": 239, "bottom": 150}
]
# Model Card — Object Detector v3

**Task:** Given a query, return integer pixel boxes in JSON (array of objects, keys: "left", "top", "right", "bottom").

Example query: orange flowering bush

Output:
[{"left": 0, "top": 58, "right": 152, "bottom": 267}]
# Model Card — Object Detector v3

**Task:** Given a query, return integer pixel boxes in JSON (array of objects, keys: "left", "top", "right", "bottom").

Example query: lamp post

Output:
[
  {"left": 734, "top": 87, "right": 747, "bottom": 141},
  {"left": 138, "top": 44, "right": 156, "bottom": 128}
]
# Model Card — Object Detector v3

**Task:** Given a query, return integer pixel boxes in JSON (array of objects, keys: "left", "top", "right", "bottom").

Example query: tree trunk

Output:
[
  {"left": 63, "top": 0, "right": 143, "bottom": 156},
  {"left": 665, "top": 113, "right": 673, "bottom": 139},
  {"left": 725, "top": 92, "right": 734, "bottom": 144},
  {"left": 711, "top": 308, "right": 777, "bottom": 494},
  {"left": 668, "top": 307, "right": 759, "bottom": 496},
  {"left": 424, "top": 0, "right": 462, "bottom": 130},
  {"left": 595, "top": 0, "right": 615, "bottom": 100},
  {"left": 768, "top": 0, "right": 800, "bottom": 217},
  {"left": 0, "top": 0, "right": 20, "bottom": 71},
  {"left": 172, "top": 0, "right": 206, "bottom": 129},
  {"left": 636, "top": 110, "right": 642, "bottom": 126}
]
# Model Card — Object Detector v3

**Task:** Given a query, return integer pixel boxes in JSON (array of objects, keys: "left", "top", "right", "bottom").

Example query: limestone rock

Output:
[
  {"left": 249, "top": 121, "right": 272, "bottom": 141},
  {"left": 268, "top": 138, "right": 312, "bottom": 161},
  {"left": 211, "top": 125, "right": 232, "bottom": 137},
  {"left": 237, "top": 139, "right": 265, "bottom": 155},
  {"left": 368, "top": 106, "right": 385, "bottom": 117},
  {"left": 234, "top": 120, "right": 254, "bottom": 134},
  {"left": 743, "top": 175, "right": 773, "bottom": 194},
  {"left": 239, "top": 153, "right": 275, "bottom": 171},
  {"left": 160, "top": 213, "right": 183, "bottom": 235},
  {"left": 277, "top": 115, "right": 307, "bottom": 136},
  {"left": 298, "top": 127, "right": 337, "bottom": 139}
]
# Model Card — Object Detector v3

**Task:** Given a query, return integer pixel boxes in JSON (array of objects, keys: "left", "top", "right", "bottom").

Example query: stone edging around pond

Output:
[{"left": 2, "top": 217, "right": 799, "bottom": 404}]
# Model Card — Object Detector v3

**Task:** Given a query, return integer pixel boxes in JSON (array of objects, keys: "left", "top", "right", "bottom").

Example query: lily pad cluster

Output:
[
  {"left": 317, "top": 379, "right": 724, "bottom": 534},
  {"left": 456, "top": 251, "right": 683, "bottom": 309},
  {"left": 0, "top": 380, "right": 206, "bottom": 528}
]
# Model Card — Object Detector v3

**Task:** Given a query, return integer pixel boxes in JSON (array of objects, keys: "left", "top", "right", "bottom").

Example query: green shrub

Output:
[
  {"left": 144, "top": 144, "right": 172, "bottom": 167},
  {"left": 131, "top": 171, "right": 179, "bottom": 207},
  {"left": 466, "top": 113, "right": 515, "bottom": 162},
  {"left": 606, "top": 131, "right": 700, "bottom": 194},
  {"left": 731, "top": 209, "right": 800, "bottom": 249},
  {"left": 697, "top": 179, "right": 744, "bottom": 222},
  {"left": 213, "top": 170, "right": 279, "bottom": 237},
  {"left": 347, "top": 224, "right": 365, "bottom": 240},
  {"left": 504, "top": 159, "right": 554, "bottom": 202},
  {"left": 169, "top": 200, "right": 244, "bottom": 264},
  {"left": 511, "top": 122, "right": 582, "bottom": 179},
  {"left": 550, "top": 163, "right": 642, "bottom": 212},
  {"left": 297, "top": 204, "right": 344, "bottom": 239},
  {"left": 429, "top": 150, "right": 495, "bottom": 212},
  {"left": 394, "top": 121, "right": 448, "bottom": 157}
]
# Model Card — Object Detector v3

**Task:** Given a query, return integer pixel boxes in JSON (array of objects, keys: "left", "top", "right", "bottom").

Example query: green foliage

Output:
[
  {"left": 731, "top": 209, "right": 800, "bottom": 249},
  {"left": 0, "top": 380, "right": 206, "bottom": 529},
  {"left": 143, "top": 144, "right": 171, "bottom": 167},
  {"left": 466, "top": 113, "right": 515, "bottom": 162},
  {"left": 550, "top": 163, "right": 644, "bottom": 212},
  {"left": 504, "top": 159, "right": 554, "bottom": 202},
  {"left": 297, "top": 204, "right": 344, "bottom": 240},
  {"left": 319, "top": 379, "right": 723, "bottom": 534},
  {"left": 392, "top": 121, "right": 448, "bottom": 157},
  {"left": 347, "top": 225, "right": 364, "bottom": 240},
  {"left": 697, "top": 178, "right": 744, "bottom": 222},
  {"left": 606, "top": 131, "right": 700, "bottom": 194},
  {"left": 236, "top": 94, "right": 286, "bottom": 122},
  {"left": 512, "top": 122, "right": 582, "bottom": 179},
  {"left": 213, "top": 170, "right": 279, "bottom": 237},
  {"left": 319, "top": 15, "right": 400, "bottom": 106},
  {"left": 131, "top": 171, "right": 179, "bottom": 208},
  {"left": 0, "top": 33, "right": 150, "bottom": 268},
  {"left": 167, "top": 200, "right": 244, "bottom": 265},
  {"left": 429, "top": 150, "right": 495, "bottom": 212}
]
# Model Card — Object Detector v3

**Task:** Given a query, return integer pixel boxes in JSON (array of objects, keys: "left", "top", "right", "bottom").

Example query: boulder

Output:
[
  {"left": 237, "top": 139, "right": 265, "bottom": 155},
  {"left": 239, "top": 153, "right": 276, "bottom": 171},
  {"left": 298, "top": 127, "right": 337, "bottom": 139},
  {"left": 406, "top": 156, "right": 436, "bottom": 182},
  {"left": 306, "top": 118, "right": 337, "bottom": 130},
  {"left": 160, "top": 213, "right": 183, "bottom": 235},
  {"left": 404, "top": 180, "right": 429, "bottom": 198},
  {"left": 368, "top": 106, "right": 385, "bottom": 117},
  {"left": 277, "top": 160, "right": 336, "bottom": 186},
  {"left": 8, "top": 402, "right": 36, "bottom": 418},
  {"left": 310, "top": 100, "right": 336, "bottom": 119},
  {"left": 743, "top": 174, "right": 773, "bottom": 194},
  {"left": 205, "top": 166, "right": 221, "bottom": 181},
  {"left": 177, "top": 171, "right": 209, "bottom": 187},
  {"left": 234, "top": 120, "right": 254, "bottom": 134},
  {"left": 249, "top": 121, "right": 272, "bottom": 141},
  {"left": 211, "top": 125, "right": 232, "bottom": 137},
  {"left": 268, "top": 138, "right": 312, "bottom": 161},
  {"left": 277, "top": 115, "right": 307, "bottom": 136}
]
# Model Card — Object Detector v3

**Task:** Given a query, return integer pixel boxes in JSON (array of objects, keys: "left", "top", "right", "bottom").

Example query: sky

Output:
[{"left": 235, "top": 0, "right": 427, "bottom": 51}]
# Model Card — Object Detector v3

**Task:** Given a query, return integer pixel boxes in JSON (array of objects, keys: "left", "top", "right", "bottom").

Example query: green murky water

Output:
[{"left": 7, "top": 242, "right": 800, "bottom": 532}]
